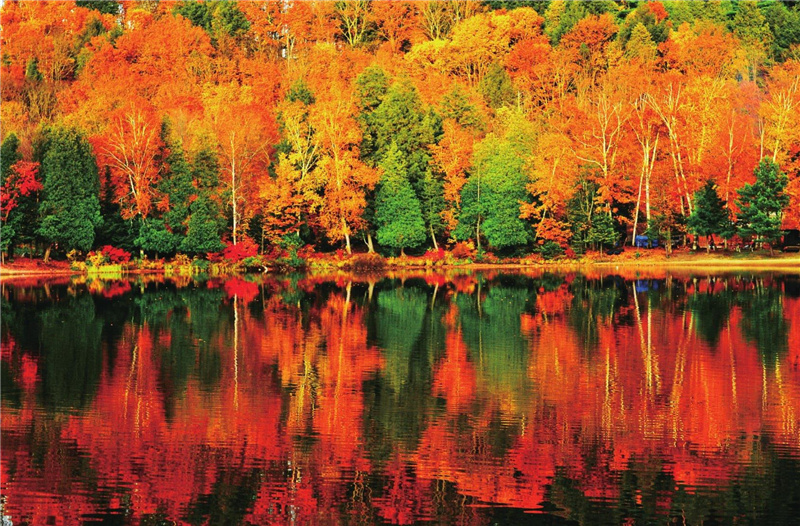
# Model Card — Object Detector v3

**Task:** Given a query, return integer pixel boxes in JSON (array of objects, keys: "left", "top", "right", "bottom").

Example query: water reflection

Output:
[{"left": 2, "top": 270, "right": 800, "bottom": 525}]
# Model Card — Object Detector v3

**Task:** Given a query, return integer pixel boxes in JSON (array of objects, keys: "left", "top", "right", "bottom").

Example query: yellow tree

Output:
[
  {"left": 570, "top": 72, "right": 631, "bottom": 211},
  {"left": 308, "top": 92, "right": 378, "bottom": 254},
  {"left": 202, "top": 82, "right": 274, "bottom": 244},
  {"left": 760, "top": 60, "right": 800, "bottom": 165}
]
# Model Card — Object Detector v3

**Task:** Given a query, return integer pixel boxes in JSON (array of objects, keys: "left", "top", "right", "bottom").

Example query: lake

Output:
[{"left": 2, "top": 270, "right": 800, "bottom": 525}]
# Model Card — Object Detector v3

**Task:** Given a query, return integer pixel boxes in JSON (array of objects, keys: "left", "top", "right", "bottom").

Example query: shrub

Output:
[
  {"left": 535, "top": 241, "right": 564, "bottom": 260},
  {"left": 348, "top": 252, "right": 385, "bottom": 271},
  {"left": 424, "top": 247, "right": 446, "bottom": 262},
  {"left": 451, "top": 241, "right": 476, "bottom": 260},
  {"left": 222, "top": 237, "right": 258, "bottom": 262},
  {"left": 101, "top": 245, "right": 131, "bottom": 264}
]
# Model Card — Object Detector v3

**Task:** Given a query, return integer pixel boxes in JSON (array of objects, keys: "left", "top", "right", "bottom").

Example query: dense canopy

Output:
[{"left": 1, "top": 0, "right": 799, "bottom": 259}]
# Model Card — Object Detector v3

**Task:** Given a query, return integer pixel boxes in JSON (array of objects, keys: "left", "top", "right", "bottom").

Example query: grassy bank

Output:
[{"left": 2, "top": 249, "right": 799, "bottom": 280}]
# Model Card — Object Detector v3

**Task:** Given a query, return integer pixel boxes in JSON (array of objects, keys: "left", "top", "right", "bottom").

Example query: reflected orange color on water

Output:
[{"left": 1, "top": 270, "right": 800, "bottom": 525}]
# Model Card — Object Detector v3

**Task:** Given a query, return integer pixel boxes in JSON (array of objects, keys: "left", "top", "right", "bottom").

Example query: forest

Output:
[{"left": 1, "top": 0, "right": 800, "bottom": 262}]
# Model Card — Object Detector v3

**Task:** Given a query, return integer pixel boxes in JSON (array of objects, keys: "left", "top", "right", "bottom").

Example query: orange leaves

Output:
[
  {"left": 431, "top": 120, "right": 475, "bottom": 232},
  {"left": 659, "top": 21, "right": 741, "bottom": 78}
]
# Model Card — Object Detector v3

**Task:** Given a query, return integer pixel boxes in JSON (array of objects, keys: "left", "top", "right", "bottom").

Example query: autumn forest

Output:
[{"left": 2, "top": 0, "right": 800, "bottom": 262}]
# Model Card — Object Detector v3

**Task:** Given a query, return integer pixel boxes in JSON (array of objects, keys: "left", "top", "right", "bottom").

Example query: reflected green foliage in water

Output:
[
  {"left": 38, "top": 295, "right": 104, "bottom": 409},
  {"left": 369, "top": 283, "right": 436, "bottom": 452},
  {"left": 456, "top": 277, "right": 533, "bottom": 399},
  {"left": 739, "top": 284, "right": 789, "bottom": 363},
  {"left": 689, "top": 288, "right": 734, "bottom": 346},
  {"left": 568, "top": 275, "right": 623, "bottom": 351}
]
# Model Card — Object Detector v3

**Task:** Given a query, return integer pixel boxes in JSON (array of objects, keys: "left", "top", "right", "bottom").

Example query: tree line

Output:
[{"left": 1, "top": 0, "right": 799, "bottom": 261}]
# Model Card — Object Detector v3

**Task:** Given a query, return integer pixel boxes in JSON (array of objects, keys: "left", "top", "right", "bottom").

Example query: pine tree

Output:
[
  {"left": 736, "top": 158, "right": 789, "bottom": 255},
  {"left": 478, "top": 63, "right": 515, "bottom": 109},
  {"left": 180, "top": 195, "right": 225, "bottom": 254},
  {"left": 37, "top": 127, "right": 102, "bottom": 258},
  {"left": 688, "top": 180, "right": 734, "bottom": 251},
  {"left": 587, "top": 208, "right": 617, "bottom": 252},
  {"left": 375, "top": 144, "right": 426, "bottom": 255}
]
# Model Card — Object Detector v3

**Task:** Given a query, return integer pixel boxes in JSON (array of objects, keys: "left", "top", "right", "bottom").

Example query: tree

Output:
[
  {"left": 688, "top": 180, "right": 734, "bottom": 251},
  {"left": 454, "top": 136, "right": 532, "bottom": 251},
  {"left": 202, "top": 82, "right": 275, "bottom": 244},
  {"left": 587, "top": 206, "right": 617, "bottom": 251},
  {"left": 38, "top": 127, "right": 102, "bottom": 258},
  {"left": 374, "top": 144, "right": 426, "bottom": 255},
  {"left": 736, "top": 158, "right": 790, "bottom": 255},
  {"left": 1, "top": 161, "right": 41, "bottom": 259},
  {"left": 180, "top": 195, "right": 224, "bottom": 254},
  {"left": 93, "top": 104, "right": 164, "bottom": 221}
]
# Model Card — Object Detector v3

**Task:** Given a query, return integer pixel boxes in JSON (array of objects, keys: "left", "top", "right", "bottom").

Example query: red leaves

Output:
[
  {"left": 223, "top": 277, "right": 259, "bottom": 302},
  {"left": 221, "top": 237, "right": 259, "bottom": 262},
  {"left": 1, "top": 161, "right": 41, "bottom": 220}
]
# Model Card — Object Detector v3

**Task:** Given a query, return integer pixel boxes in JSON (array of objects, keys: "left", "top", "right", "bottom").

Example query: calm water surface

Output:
[{"left": 2, "top": 270, "right": 800, "bottom": 525}]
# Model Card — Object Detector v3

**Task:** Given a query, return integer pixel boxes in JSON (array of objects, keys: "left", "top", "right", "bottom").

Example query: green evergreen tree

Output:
[
  {"left": 1, "top": 134, "right": 28, "bottom": 257},
  {"left": 736, "top": 158, "right": 790, "bottom": 255},
  {"left": 136, "top": 219, "right": 177, "bottom": 256},
  {"left": 365, "top": 80, "right": 444, "bottom": 247},
  {"left": 76, "top": 0, "right": 120, "bottom": 14},
  {"left": 587, "top": 208, "right": 617, "bottom": 251},
  {"left": 37, "top": 127, "right": 102, "bottom": 258},
  {"left": 763, "top": 1, "right": 800, "bottom": 61},
  {"left": 180, "top": 195, "right": 225, "bottom": 254},
  {"left": 617, "top": 2, "right": 670, "bottom": 46},
  {"left": 95, "top": 166, "right": 136, "bottom": 251},
  {"left": 355, "top": 66, "right": 388, "bottom": 114},
  {"left": 625, "top": 22, "right": 657, "bottom": 61},
  {"left": 688, "top": 179, "right": 734, "bottom": 251},
  {"left": 440, "top": 84, "right": 484, "bottom": 130},
  {"left": 1, "top": 133, "right": 22, "bottom": 186},
  {"left": 478, "top": 63, "right": 515, "bottom": 109},
  {"left": 375, "top": 144, "right": 426, "bottom": 255},
  {"left": 544, "top": 0, "right": 587, "bottom": 45},
  {"left": 179, "top": 146, "right": 224, "bottom": 255},
  {"left": 160, "top": 143, "right": 195, "bottom": 239}
]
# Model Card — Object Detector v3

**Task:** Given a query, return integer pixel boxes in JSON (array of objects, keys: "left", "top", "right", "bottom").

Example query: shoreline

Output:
[{"left": 2, "top": 254, "right": 799, "bottom": 280}]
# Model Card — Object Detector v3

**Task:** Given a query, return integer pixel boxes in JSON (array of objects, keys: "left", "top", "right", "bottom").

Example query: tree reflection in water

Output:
[{"left": 1, "top": 270, "right": 800, "bottom": 525}]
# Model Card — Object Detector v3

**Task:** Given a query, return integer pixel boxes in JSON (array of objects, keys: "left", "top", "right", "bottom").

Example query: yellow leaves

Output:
[{"left": 406, "top": 39, "right": 450, "bottom": 75}]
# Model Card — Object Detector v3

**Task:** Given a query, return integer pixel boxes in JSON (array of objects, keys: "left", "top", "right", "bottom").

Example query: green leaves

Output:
[
  {"left": 375, "top": 144, "right": 426, "bottom": 252},
  {"left": 736, "top": 158, "right": 789, "bottom": 246},
  {"left": 38, "top": 127, "right": 101, "bottom": 252},
  {"left": 688, "top": 179, "right": 734, "bottom": 240},
  {"left": 455, "top": 136, "right": 532, "bottom": 250}
]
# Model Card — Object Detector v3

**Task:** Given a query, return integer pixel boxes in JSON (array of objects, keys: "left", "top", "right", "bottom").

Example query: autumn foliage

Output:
[{"left": 1, "top": 0, "right": 800, "bottom": 260}]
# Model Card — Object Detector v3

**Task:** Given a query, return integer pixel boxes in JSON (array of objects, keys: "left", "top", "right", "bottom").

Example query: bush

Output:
[
  {"left": 535, "top": 241, "right": 564, "bottom": 260},
  {"left": 451, "top": 241, "right": 476, "bottom": 260},
  {"left": 347, "top": 252, "right": 385, "bottom": 271},
  {"left": 222, "top": 237, "right": 258, "bottom": 262},
  {"left": 424, "top": 247, "right": 446, "bottom": 262},
  {"left": 86, "top": 245, "right": 131, "bottom": 266}
]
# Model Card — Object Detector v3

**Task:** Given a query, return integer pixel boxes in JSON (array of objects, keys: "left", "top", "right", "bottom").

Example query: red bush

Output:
[
  {"left": 424, "top": 247, "right": 446, "bottom": 261},
  {"left": 99, "top": 245, "right": 131, "bottom": 264},
  {"left": 222, "top": 237, "right": 258, "bottom": 262}
]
